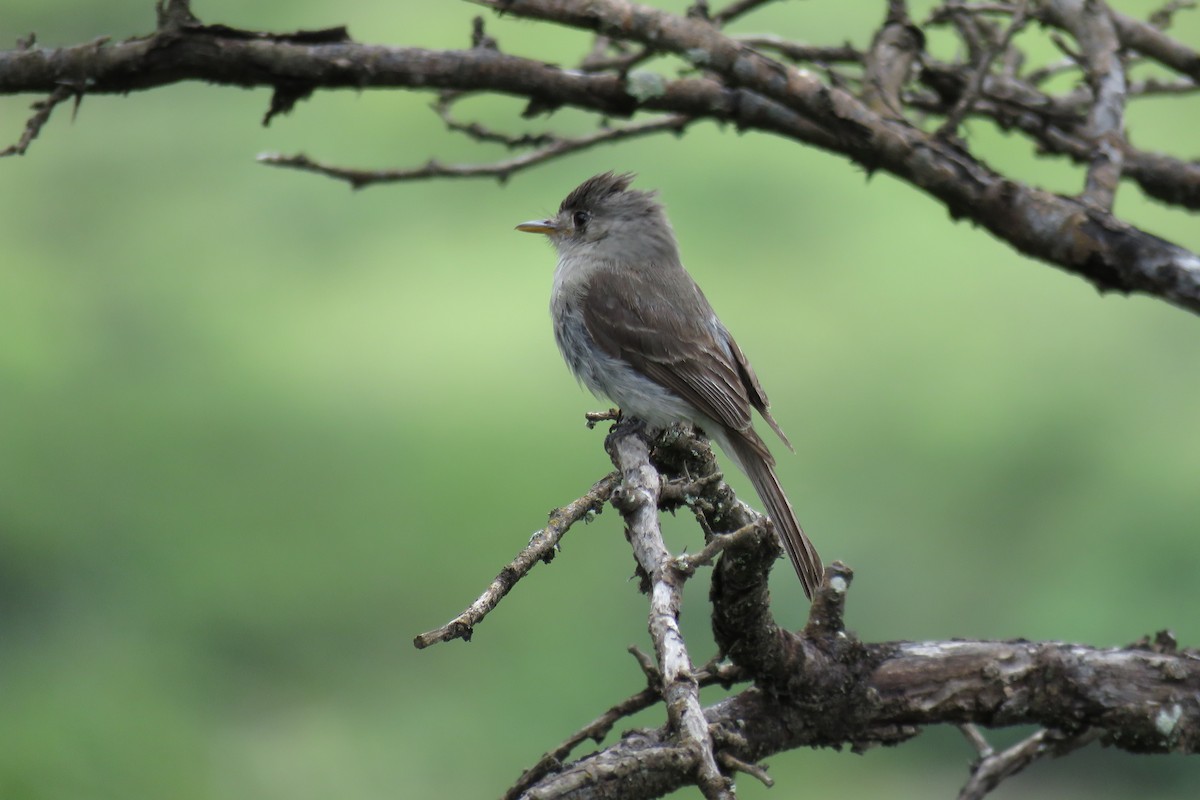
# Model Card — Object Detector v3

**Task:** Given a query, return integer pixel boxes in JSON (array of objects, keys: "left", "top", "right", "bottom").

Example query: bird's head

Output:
[{"left": 516, "top": 172, "right": 679, "bottom": 265}]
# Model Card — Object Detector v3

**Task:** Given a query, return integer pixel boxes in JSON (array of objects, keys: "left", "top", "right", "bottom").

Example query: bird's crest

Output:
[{"left": 559, "top": 171, "right": 643, "bottom": 213}]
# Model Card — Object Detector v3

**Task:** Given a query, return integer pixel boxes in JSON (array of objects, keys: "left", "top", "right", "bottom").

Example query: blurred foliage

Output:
[{"left": 1, "top": 2, "right": 1198, "bottom": 799}]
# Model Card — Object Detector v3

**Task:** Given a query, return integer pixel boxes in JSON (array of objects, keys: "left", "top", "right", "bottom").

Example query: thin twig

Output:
[
  {"left": 1025, "top": 56, "right": 1083, "bottom": 84},
  {"left": 502, "top": 685, "right": 661, "bottom": 800},
  {"left": 433, "top": 94, "right": 556, "bottom": 149},
  {"left": 927, "top": 1, "right": 1020, "bottom": 17},
  {"left": 673, "top": 519, "right": 769, "bottom": 574},
  {"left": 628, "top": 644, "right": 661, "bottom": 684},
  {"left": 580, "top": 36, "right": 656, "bottom": 73},
  {"left": 737, "top": 35, "right": 864, "bottom": 64},
  {"left": 937, "top": 0, "right": 1030, "bottom": 137},
  {"left": 1128, "top": 76, "right": 1200, "bottom": 96},
  {"left": 711, "top": 0, "right": 781, "bottom": 27},
  {"left": 1109, "top": 6, "right": 1200, "bottom": 81},
  {"left": 863, "top": 9, "right": 925, "bottom": 119},
  {"left": 258, "top": 115, "right": 692, "bottom": 188},
  {"left": 503, "top": 657, "right": 746, "bottom": 800},
  {"left": 957, "top": 727, "right": 1102, "bottom": 800},
  {"left": 1148, "top": 0, "right": 1196, "bottom": 30},
  {"left": 658, "top": 470, "right": 725, "bottom": 508},
  {"left": 928, "top": 3, "right": 990, "bottom": 63},
  {"left": 1045, "top": 0, "right": 1127, "bottom": 210},
  {"left": 958, "top": 723, "right": 995, "bottom": 757},
  {"left": 0, "top": 84, "right": 74, "bottom": 157},
  {"left": 1029, "top": 0, "right": 1200, "bottom": 81},
  {"left": 412, "top": 474, "right": 615, "bottom": 648},
  {"left": 469, "top": 15, "right": 498, "bottom": 50},
  {"left": 908, "top": 88, "right": 1200, "bottom": 210},
  {"left": 717, "top": 752, "right": 774, "bottom": 787}
]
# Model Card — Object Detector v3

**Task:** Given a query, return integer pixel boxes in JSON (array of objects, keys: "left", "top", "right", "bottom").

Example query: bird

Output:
[{"left": 515, "top": 172, "right": 823, "bottom": 598}]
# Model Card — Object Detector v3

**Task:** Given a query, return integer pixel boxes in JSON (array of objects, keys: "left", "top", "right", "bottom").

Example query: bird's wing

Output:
[
  {"left": 580, "top": 265, "right": 761, "bottom": 443},
  {"left": 724, "top": 333, "right": 793, "bottom": 452}
]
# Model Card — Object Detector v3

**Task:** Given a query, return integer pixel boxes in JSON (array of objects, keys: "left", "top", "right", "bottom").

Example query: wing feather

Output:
[{"left": 581, "top": 266, "right": 758, "bottom": 440}]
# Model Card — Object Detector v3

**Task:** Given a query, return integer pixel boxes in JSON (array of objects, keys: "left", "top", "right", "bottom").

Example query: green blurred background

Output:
[{"left": 2, "top": 2, "right": 1198, "bottom": 798}]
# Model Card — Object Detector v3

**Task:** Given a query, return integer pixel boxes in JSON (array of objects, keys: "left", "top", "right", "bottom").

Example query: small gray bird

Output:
[{"left": 517, "top": 172, "right": 823, "bottom": 598}]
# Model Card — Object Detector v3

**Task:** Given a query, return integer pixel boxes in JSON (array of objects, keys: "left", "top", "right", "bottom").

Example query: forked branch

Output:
[{"left": 415, "top": 421, "right": 1200, "bottom": 798}]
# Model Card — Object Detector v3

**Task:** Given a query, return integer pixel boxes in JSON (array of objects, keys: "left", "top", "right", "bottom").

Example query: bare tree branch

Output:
[
  {"left": 957, "top": 725, "right": 1102, "bottom": 800},
  {"left": 412, "top": 473, "right": 614, "bottom": 648},
  {"left": 0, "top": 83, "right": 75, "bottom": 157},
  {"left": 604, "top": 422, "right": 731, "bottom": 799},
  {"left": 1047, "top": 0, "right": 1127, "bottom": 209},
  {"left": 504, "top": 656, "right": 746, "bottom": 800},
  {"left": 514, "top": 557, "right": 1200, "bottom": 799},
  {"left": 736, "top": 35, "right": 863, "bottom": 65},
  {"left": 4, "top": 1, "right": 1200, "bottom": 312},
  {"left": 710, "top": 0, "right": 783, "bottom": 27},
  {"left": 1107, "top": 6, "right": 1200, "bottom": 80},
  {"left": 863, "top": 9, "right": 925, "bottom": 119},
  {"left": 913, "top": 62, "right": 1200, "bottom": 209},
  {"left": 258, "top": 115, "right": 691, "bottom": 188},
  {"left": 672, "top": 518, "right": 765, "bottom": 573},
  {"left": 935, "top": 0, "right": 1031, "bottom": 137},
  {"left": 468, "top": 0, "right": 1200, "bottom": 312},
  {"left": 486, "top": 425, "right": 1200, "bottom": 797},
  {"left": 6, "top": 4, "right": 1200, "bottom": 793},
  {"left": 1148, "top": 0, "right": 1196, "bottom": 30}
]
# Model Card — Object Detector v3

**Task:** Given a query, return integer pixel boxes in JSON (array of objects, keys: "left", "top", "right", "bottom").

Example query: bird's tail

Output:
[{"left": 722, "top": 431, "right": 823, "bottom": 599}]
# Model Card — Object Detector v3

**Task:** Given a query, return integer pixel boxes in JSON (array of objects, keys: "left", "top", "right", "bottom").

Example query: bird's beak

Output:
[{"left": 515, "top": 219, "right": 559, "bottom": 235}]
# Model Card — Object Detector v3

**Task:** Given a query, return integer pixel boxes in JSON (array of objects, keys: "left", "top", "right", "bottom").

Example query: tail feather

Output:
[{"left": 721, "top": 430, "right": 823, "bottom": 599}]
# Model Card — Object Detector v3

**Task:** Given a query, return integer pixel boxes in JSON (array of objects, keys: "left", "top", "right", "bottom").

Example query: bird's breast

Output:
[{"left": 549, "top": 280, "right": 696, "bottom": 427}]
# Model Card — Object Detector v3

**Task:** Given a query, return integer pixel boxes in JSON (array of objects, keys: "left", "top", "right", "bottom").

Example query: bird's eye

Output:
[{"left": 572, "top": 210, "right": 590, "bottom": 229}]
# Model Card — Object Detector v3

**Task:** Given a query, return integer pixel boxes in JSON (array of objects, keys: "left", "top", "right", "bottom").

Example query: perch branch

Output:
[
  {"left": 605, "top": 422, "right": 732, "bottom": 800},
  {"left": 498, "top": 426, "right": 1200, "bottom": 797}
]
